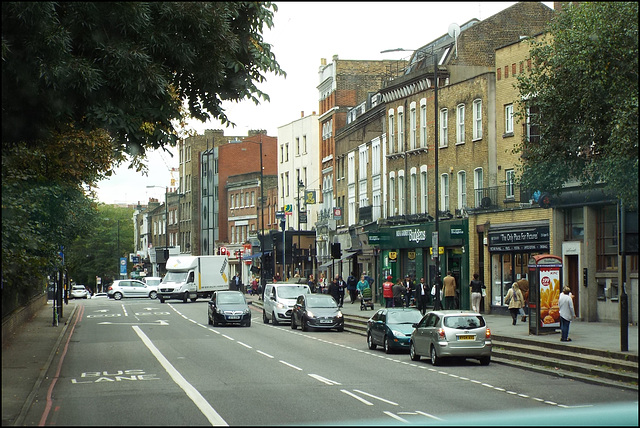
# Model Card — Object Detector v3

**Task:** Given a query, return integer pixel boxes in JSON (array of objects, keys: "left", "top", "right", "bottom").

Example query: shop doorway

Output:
[{"left": 566, "top": 255, "right": 580, "bottom": 316}]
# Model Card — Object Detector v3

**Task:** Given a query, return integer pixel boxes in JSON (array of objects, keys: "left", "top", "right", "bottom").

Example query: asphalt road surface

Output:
[{"left": 23, "top": 298, "right": 638, "bottom": 426}]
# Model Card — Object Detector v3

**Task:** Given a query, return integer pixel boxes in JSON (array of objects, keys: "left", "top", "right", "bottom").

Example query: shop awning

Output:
[{"left": 317, "top": 251, "right": 359, "bottom": 270}]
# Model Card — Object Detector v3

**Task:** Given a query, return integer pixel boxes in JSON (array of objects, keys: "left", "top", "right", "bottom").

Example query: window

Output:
[
  {"left": 388, "top": 110, "right": 395, "bottom": 153},
  {"left": 389, "top": 175, "right": 396, "bottom": 216},
  {"left": 564, "top": 207, "right": 584, "bottom": 241},
  {"left": 372, "top": 138, "right": 381, "bottom": 176},
  {"left": 440, "top": 108, "right": 448, "bottom": 147},
  {"left": 398, "top": 173, "right": 405, "bottom": 216},
  {"left": 303, "top": 135, "right": 307, "bottom": 154},
  {"left": 596, "top": 205, "right": 618, "bottom": 271},
  {"left": 410, "top": 171, "right": 417, "bottom": 214},
  {"left": 474, "top": 168, "right": 484, "bottom": 207},
  {"left": 473, "top": 99, "right": 482, "bottom": 140},
  {"left": 525, "top": 105, "right": 541, "bottom": 144},
  {"left": 440, "top": 174, "right": 449, "bottom": 212},
  {"left": 456, "top": 104, "right": 465, "bottom": 144},
  {"left": 296, "top": 137, "right": 300, "bottom": 155},
  {"left": 280, "top": 144, "right": 284, "bottom": 163},
  {"left": 505, "top": 104, "right": 514, "bottom": 135},
  {"left": 420, "top": 168, "right": 428, "bottom": 214},
  {"left": 505, "top": 169, "right": 515, "bottom": 199},
  {"left": 397, "top": 106, "right": 404, "bottom": 153},
  {"left": 285, "top": 172, "right": 289, "bottom": 197},
  {"left": 457, "top": 171, "right": 466, "bottom": 209},
  {"left": 285, "top": 143, "right": 289, "bottom": 162},
  {"left": 410, "top": 103, "right": 417, "bottom": 150},
  {"left": 420, "top": 99, "right": 427, "bottom": 148}
]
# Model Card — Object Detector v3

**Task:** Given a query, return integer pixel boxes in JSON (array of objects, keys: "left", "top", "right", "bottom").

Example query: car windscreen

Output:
[
  {"left": 277, "top": 286, "right": 310, "bottom": 299},
  {"left": 387, "top": 310, "right": 423, "bottom": 324},
  {"left": 217, "top": 294, "right": 245, "bottom": 305},
  {"left": 163, "top": 271, "right": 187, "bottom": 283},
  {"left": 443, "top": 315, "right": 486, "bottom": 329},
  {"left": 306, "top": 296, "right": 337, "bottom": 308},
  {"left": 72, "top": 286, "right": 85, "bottom": 291}
]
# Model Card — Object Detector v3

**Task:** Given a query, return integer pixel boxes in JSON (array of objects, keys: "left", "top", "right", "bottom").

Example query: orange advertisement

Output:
[{"left": 539, "top": 267, "right": 560, "bottom": 327}]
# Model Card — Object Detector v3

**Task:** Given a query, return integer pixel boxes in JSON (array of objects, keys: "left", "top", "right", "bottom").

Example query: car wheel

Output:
[
  {"left": 149, "top": 291, "right": 158, "bottom": 299},
  {"left": 263, "top": 311, "right": 269, "bottom": 324},
  {"left": 337, "top": 325, "right": 344, "bottom": 332},
  {"left": 430, "top": 345, "right": 441, "bottom": 366},
  {"left": 301, "top": 317, "right": 308, "bottom": 332},
  {"left": 245, "top": 319, "right": 251, "bottom": 327},
  {"left": 291, "top": 316, "right": 297, "bottom": 329},
  {"left": 272, "top": 312, "right": 279, "bottom": 325},
  {"left": 479, "top": 356, "right": 491, "bottom": 366},
  {"left": 367, "top": 333, "right": 377, "bottom": 350},
  {"left": 114, "top": 292, "right": 123, "bottom": 301},
  {"left": 183, "top": 291, "right": 189, "bottom": 303},
  {"left": 384, "top": 336, "right": 392, "bottom": 354},
  {"left": 213, "top": 317, "right": 219, "bottom": 327},
  {"left": 410, "top": 342, "right": 421, "bottom": 361}
]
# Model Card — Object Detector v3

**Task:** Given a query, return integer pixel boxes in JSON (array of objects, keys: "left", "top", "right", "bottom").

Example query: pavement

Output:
[{"left": 2, "top": 296, "right": 637, "bottom": 426}]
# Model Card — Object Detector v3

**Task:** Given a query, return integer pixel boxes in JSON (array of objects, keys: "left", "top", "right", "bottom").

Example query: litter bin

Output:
[{"left": 527, "top": 254, "right": 562, "bottom": 335}]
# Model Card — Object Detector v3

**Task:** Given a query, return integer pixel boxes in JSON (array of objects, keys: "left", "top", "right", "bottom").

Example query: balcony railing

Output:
[{"left": 467, "top": 184, "right": 535, "bottom": 212}]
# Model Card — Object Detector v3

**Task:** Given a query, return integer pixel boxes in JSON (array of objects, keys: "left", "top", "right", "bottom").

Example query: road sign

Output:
[{"left": 284, "top": 204, "right": 293, "bottom": 215}]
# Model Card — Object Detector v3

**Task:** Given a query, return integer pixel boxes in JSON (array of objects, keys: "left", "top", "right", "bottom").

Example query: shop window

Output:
[{"left": 597, "top": 277, "right": 618, "bottom": 301}]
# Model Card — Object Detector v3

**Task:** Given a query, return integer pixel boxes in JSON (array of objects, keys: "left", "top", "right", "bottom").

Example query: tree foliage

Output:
[{"left": 514, "top": 2, "right": 638, "bottom": 208}]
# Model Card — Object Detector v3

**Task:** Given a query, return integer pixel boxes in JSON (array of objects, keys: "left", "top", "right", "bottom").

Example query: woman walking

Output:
[
  {"left": 469, "top": 273, "right": 485, "bottom": 313},
  {"left": 505, "top": 282, "right": 524, "bottom": 325}
]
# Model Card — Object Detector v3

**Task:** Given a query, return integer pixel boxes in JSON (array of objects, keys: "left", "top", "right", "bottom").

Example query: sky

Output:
[{"left": 95, "top": 2, "right": 554, "bottom": 205}]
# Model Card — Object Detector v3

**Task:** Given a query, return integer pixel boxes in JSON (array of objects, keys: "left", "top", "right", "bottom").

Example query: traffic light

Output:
[{"left": 331, "top": 242, "right": 342, "bottom": 259}]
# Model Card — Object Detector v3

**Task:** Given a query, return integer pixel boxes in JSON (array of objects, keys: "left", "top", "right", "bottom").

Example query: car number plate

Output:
[
  {"left": 458, "top": 335, "right": 475, "bottom": 340},
  {"left": 320, "top": 319, "right": 333, "bottom": 324},
  {"left": 228, "top": 316, "right": 240, "bottom": 320}
]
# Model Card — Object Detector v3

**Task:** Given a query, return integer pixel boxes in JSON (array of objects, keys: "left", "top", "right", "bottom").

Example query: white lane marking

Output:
[
  {"left": 415, "top": 410, "right": 444, "bottom": 421},
  {"left": 383, "top": 411, "right": 409, "bottom": 423},
  {"left": 121, "top": 304, "right": 128, "bottom": 317},
  {"left": 256, "top": 350, "right": 274, "bottom": 358},
  {"left": 353, "top": 389, "right": 398, "bottom": 406},
  {"left": 279, "top": 360, "right": 302, "bottom": 371},
  {"left": 308, "top": 374, "right": 341, "bottom": 385},
  {"left": 132, "top": 326, "right": 228, "bottom": 426},
  {"left": 341, "top": 389, "right": 373, "bottom": 405},
  {"left": 221, "top": 334, "right": 234, "bottom": 341},
  {"left": 237, "top": 341, "right": 252, "bottom": 349}
]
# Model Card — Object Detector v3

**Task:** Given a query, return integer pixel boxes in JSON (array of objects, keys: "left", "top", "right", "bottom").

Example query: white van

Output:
[{"left": 262, "top": 279, "right": 311, "bottom": 325}]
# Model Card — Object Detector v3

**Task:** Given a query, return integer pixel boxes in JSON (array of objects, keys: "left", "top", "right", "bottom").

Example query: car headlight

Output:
[
  {"left": 391, "top": 330, "right": 404, "bottom": 338},
  {"left": 336, "top": 312, "right": 343, "bottom": 318},
  {"left": 243, "top": 308, "right": 251, "bottom": 315},
  {"left": 216, "top": 308, "right": 224, "bottom": 315},
  {"left": 306, "top": 310, "right": 315, "bottom": 318},
  {"left": 276, "top": 302, "right": 286, "bottom": 309}
]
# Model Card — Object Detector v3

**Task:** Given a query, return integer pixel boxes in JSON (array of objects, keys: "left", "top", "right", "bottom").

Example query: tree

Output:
[
  {"left": 514, "top": 2, "right": 638, "bottom": 208},
  {"left": 2, "top": 2, "right": 285, "bottom": 165}
]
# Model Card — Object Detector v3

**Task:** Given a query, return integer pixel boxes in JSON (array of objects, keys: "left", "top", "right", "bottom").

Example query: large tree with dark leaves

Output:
[{"left": 514, "top": 2, "right": 638, "bottom": 208}]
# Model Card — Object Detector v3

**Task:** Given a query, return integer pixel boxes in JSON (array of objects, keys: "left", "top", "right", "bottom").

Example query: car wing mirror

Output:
[{"left": 412, "top": 323, "right": 418, "bottom": 328}]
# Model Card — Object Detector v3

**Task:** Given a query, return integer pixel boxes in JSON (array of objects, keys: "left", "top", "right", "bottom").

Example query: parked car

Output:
[
  {"left": 291, "top": 293, "right": 344, "bottom": 332},
  {"left": 409, "top": 310, "right": 492, "bottom": 366},
  {"left": 107, "top": 279, "right": 158, "bottom": 300},
  {"left": 366, "top": 307, "right": 423, "bottom": 353},
  {"left": 92, "top": 292, "right": 108, "bottom": 299},
  {"left": 262, "top": 279, "right": 311, "bottom": 325},
  {"left": 70, "top": 285, "right": 88, "bottom": 299},
  {"left": 142, "top": 276, "right": 162, "bottom": 288},
  {"left": 207, "top": 290, "right": 252, "bottom": 327}
]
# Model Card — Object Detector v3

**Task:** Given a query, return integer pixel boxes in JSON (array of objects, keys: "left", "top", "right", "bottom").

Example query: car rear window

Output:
[{"left": 443, "top": 315, "right": 486, "bottom": 329}]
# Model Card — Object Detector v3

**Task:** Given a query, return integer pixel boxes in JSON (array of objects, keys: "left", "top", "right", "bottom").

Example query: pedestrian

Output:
[
  {"left": 392, "top": 279, "right": 404, "bottom": 308},
  {"left": 363, "top": 271, "right": 375, "bottom": 289},
  {"left": 517, "top": 275, "right": 530, "bottom": 322},
  {"left": 318, "top": 272, "right": 326, "bottom": 294},
  {"left": 329, "top": 275, "right": 340, "bottom": 303},
  {"left": 416, "top": 277, "right": 429, "bottom": 315},
  {"left": 308, "top": 274, "right": 316, "bottom": 293},
  {"left": 347, "top": 272, "right": 358, "bottom": 304},
  {"left": 404, "top": 275, "right": 414, "bottom": 307},
  {"left": 504, "top": 282, "right": 524, "bottom": 325},
  {"left": 469, "top": 273, "right": 485, "bottom": 313},
  {"left": 356, "top": 274, "right": 369, "bottom": 298},
  {"left": 336, "top": 275, "right": 346, "bottom": 307},
  {"left": 251, "top": 277, "right": 259, "bottom": 296},
  {"left": 443, "top": 271, "right": 457, "bottom": 310},
  {"left": 382, "top": 275, "right": 394, "bottom": 307},
  {"left": 558, "top": 286, "right": 576, "bottom": 342},
  {"left": 432, "top": 275, "right": 443, "bottom": 310}
]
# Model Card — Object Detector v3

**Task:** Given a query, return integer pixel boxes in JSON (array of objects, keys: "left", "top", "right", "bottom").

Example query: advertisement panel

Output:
[{"left": 539, "top": 266, "right": 561, "bottom": 328}]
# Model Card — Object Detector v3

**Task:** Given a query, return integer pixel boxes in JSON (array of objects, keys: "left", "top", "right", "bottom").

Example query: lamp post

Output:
[
  {"left": 297, "top": 179, "right": 305, "bottom": 276},
  {"left": 147, "top": 185, "right": 169, "bottom": 272},
  {"left": 381, "top": 46, "right": 440, "bottom": 309}
]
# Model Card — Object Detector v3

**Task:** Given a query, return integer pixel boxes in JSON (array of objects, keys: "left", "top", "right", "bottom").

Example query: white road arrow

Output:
[
  {"left": 98, "top": 320, "right": 169, "bottom": 326},
  {"left": 95, "top": 309, "right": 109, "bottom": 313},
  {"left": 143, "top": 307, "right": 156, "bottom": 311}
]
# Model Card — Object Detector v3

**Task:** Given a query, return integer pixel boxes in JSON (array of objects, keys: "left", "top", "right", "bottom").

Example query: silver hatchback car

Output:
[{"left": 409, "top": 310, "right": 492, "bottom": 366}]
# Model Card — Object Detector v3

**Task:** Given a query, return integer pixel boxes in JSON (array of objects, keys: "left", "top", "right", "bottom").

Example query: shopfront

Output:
[
  {"left": 370, "top": 219, "right": 469, "bottom": 308},
  {"left": 487, "top": 221, "right": 550, "bottom": 314}
]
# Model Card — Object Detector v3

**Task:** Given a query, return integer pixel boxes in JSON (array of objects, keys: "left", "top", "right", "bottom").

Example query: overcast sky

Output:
[{"left": 95, "top": 2, "right": 553, "bottom": 205}]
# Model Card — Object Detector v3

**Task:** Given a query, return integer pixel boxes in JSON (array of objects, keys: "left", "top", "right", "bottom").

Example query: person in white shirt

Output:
[{"left": 558, "top": 286, "right": 576, "bottom": 342}]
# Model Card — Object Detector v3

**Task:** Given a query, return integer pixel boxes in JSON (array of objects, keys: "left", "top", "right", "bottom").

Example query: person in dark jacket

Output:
[
  {"left": 336, "top": 275, "right": 346, "bottom": 307},
  {"left": 469, "top": 273, "right": 486, "bottom": 313},
  {"left": 328, "top": 275, "right": 340, "bottom": 303},
  {"left": 346, "top": 272, "right": 358, "bottom": 304}
]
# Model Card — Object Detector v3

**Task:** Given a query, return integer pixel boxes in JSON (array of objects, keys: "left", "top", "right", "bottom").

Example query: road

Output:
[{"left": 23, "top": 297, "right": 638, "bottom": 426}]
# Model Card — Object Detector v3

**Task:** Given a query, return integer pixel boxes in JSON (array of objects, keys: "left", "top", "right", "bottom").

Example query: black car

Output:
[
  {"left": 207, "top": 290, "right": 252, "bottom": 327},
  {"left": 291, "top": 294, "right": 344, "bottom": 332}
]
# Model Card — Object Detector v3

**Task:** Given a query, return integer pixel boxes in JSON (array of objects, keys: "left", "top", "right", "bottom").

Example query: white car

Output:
[
  {"left": 70, "top": 285, "right": 88, "bottom": 299},
  {"left": 107, "top": 279, "right": 158, "bottom": 300}
]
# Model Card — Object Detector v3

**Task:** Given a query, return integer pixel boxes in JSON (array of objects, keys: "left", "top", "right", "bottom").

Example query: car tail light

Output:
[
  {"left": 437, "top": 328, "right": 446, "bottom": 340},
  {"left": 108, "top": 286, "right": 112, "bottom": 291},
  {"left": 485, "top": 328, "right": 491, "bottom": 339}
]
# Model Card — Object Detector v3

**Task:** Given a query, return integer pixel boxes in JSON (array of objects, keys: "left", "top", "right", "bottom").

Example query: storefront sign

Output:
[{"left": 488, "top": 226, "right": 549, "bottom": 252}]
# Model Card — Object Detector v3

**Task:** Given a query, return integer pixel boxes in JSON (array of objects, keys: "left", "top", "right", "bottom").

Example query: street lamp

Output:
[
  {"left": 382, "top": 46, "right": 440, "bottom": 309},
  {"left": 297, "top": 178, "right": 305, "bottom": 276}
]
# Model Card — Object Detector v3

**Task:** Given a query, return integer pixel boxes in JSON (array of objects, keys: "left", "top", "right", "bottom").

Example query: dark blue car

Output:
[
  {"left": 208, "top": 290, "right": 252, "bottom": 327},
  {"left": 366, "top": 307, "right": 423, "bottom": 353}
]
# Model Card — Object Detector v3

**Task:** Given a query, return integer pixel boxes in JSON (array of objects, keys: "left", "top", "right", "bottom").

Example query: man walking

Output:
[
  {"left": 336, "top": 275, "right": 346, "bottom": 307},
  {"left": 383, "top": 275, "right": 394, "bottom": 307},
  {"left": 443, "top": 271, "right": 457, "bottom": 310},
  {"left": 417, "top": 277, "right": 428, "bottom": 315},
  {"left": 404, "top": 275, "right": 414, "bottom": 307}
]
